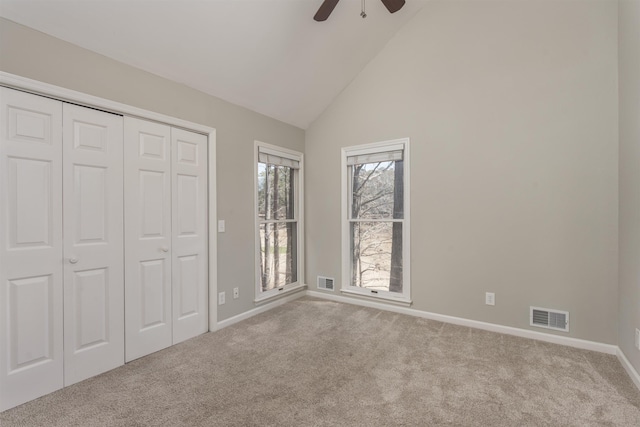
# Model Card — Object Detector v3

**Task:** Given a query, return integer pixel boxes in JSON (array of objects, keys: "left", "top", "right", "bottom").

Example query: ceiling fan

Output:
[{"left": 314, "top": 0, "right": 406, "bottom": 22}]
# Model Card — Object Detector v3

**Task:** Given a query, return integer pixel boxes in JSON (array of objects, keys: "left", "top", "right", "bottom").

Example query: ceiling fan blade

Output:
[
  {"left": 314, "top": 0, "right": 340, "bottom": 21},
  {"left": 380, "top": 0, "right": 405, "bottom": 14}
]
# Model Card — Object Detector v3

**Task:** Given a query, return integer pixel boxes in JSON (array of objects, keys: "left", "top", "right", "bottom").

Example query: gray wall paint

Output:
[
  {"left": 619, "top": 0, "right": 640, "bottom": 371},
  {"left": 0, "top": 17, "right": 305, "bottom": 322},
  {"left": 305, "top": 0, "right": 619, "bottom": 344},
  {"left": 0, "top": 0, "right": 629, "bottom": 349}
]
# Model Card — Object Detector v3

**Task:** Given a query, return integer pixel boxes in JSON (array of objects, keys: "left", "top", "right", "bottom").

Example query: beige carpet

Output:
[{"left": 2, "top": 297, "right": 640, "bottom": 426}]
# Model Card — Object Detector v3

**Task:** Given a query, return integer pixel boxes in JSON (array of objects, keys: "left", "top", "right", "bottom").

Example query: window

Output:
[
  {"left": 342, "top": 139, "right": 410, "bottom": 303},
  {"left": 255, "top": 142, "right": 303, "bottom": 301}
]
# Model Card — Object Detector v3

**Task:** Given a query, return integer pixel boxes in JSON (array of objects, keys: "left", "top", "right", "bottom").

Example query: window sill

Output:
[
  {"left": 254, "top": 283, "right": 307, "bottom": 305},
  {"left": 340, "top": 288, "right": 412, "bottom": 307}
]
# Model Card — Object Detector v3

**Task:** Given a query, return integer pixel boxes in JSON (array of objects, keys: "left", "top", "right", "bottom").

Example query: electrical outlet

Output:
[
  {"left": 485, "top": 292, "right": 495, "bottom": 306},
  {"left": 218, "top": 220, "right": 225, "bottom": 233},
  {"left": 233, "top": 287, "right": 239, "bottom": 299},
  {"left": 635, "top": 328, "right": 640, "bottom": 351},
  {"left": 218, "top": 291, "right": 225, "bottom": 305}
]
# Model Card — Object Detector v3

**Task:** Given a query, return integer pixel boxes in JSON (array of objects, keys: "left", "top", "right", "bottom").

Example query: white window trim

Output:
[
  {"left": 254, "top": 140, "right": 305, "bottom": 303},
  {"left": 341, "top": 138, "right": 411, "bottom": 304}
]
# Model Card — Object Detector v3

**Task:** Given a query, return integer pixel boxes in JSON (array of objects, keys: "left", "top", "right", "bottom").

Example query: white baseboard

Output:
[
  {"left": 212, "top": 289, "right": 306, "bottom": 331},
  {"left": 306, "top": 290, "right": 618, "bottom": 355},
  {"left": 617, "top": 348, "right": 640, "bottom": 391}
]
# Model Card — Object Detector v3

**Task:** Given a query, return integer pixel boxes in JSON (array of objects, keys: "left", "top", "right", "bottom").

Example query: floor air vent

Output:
[
  {"left": 530, "top": 306, "right": 569, "bottom": 332},
  {"left": 317, "top": 276, "right": 335, "bottom": 291}
]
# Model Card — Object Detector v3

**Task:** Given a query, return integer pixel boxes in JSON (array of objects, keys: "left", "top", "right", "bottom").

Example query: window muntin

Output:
[
  {"left": 256, "top": 143, "right": 302, "bottom": 299},
  {"left": 343, "top": 140, "right": 409, "bottom": 302}
]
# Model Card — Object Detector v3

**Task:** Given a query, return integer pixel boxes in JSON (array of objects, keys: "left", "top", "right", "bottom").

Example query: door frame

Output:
[{"left": 0, "top": 71, "right": 219, "bottom": 332}]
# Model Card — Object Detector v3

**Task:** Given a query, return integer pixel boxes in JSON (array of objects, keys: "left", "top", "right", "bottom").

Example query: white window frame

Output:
[
  {"left": 341, "top": 138, "right": 411, "bottom": 305},
  {"left": 254, "top": 141, "right": 304, "bottom": 302}
]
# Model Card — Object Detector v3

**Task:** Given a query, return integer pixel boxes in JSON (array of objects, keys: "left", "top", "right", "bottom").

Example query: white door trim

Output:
[{"left": 0, "top": 71, "right": 219, "bottom": 332}]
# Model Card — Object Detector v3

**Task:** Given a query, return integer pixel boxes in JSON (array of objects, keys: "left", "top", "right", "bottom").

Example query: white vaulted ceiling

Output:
[{"left": 0, "top": 0, "right": 426, "bottom": 129}]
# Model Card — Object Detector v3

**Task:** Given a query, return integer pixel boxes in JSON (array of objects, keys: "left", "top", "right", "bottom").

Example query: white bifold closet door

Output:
[
  {"left": 124, "top": 117, "right": 207, "bottom": 362},
  {"left": 171, "top": 128, "right": 208, "bottom": 345},
  {"left": 0, "top": 89, "right": 124, "bottom": 411},
  {"left": 62, "top": 103, "right": 124, "bottom": 386},
  {"left": 0, "top": 88, "right": 64, "bottom": 411}
]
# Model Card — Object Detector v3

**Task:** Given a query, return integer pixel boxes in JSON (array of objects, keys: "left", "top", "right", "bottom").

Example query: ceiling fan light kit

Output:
[{"left": 314, "top": 0, "right": 405, "bottom": 22}]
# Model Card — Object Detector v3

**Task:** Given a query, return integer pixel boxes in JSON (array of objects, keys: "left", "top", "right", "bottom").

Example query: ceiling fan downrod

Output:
[{"left": 313, "top": 0, "right": 404, "bottom": 22}]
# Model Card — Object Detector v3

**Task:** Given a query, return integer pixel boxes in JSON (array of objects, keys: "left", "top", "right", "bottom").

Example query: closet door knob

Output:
[
  {"left": 161, "top": 246, "right": 169, "bottom": 253},
  {"left": 69, "top": 257, "right": 79, "bottom": 264}
]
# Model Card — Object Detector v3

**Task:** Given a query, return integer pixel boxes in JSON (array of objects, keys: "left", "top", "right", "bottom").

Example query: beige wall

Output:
[
  {"left": 0, "top": 0, "right": 628, "bottom": 348},
  {"left": 305, "top": 0, "right": 619, "bottom": 344},
  {"left": 619, "top": 0, "right": 640, "bottom": 370},
  {"left": 0, "top": 17, "right": 306, "bottom": 322}
]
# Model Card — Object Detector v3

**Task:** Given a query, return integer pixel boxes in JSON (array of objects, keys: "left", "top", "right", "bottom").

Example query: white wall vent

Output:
[
  {"left": 530, "top": 306, "right": 569, "bottom": 332},
  {"left": 317, "top": 276, "right": 335, "bottom": 291}
]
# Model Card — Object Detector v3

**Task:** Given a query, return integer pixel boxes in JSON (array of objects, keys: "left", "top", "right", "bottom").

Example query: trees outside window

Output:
[
  {"left": 342, "top": 140, "right": 410, "bottom": 302},
  {"left": 255, "top": 143, "right": 303, "bottom": 300}
]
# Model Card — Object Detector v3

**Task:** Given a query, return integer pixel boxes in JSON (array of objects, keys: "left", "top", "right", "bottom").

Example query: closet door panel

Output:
[
  {"left": 125, "top": 117, "right": 172, "bottom": 362},
  {"left": 62, "top": 104, "right": 124, "bottom": 386},
  {"left": 0, "top": 88, "right": 63, "bottom": 412},
  {"left": 171, "top": 128, "right": 208, "bottom": 344}
]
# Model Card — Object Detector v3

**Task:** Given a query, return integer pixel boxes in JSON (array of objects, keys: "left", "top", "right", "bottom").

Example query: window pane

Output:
[
  {"left": 350, "top": 160, "right": 403, "bottom": 220},
  {"left": 259, "top": 222, "right": 298, "bottom": 291},
  {"left": 258, "top": 163, "right": 295, "bottom": 220},
  {"left": 350, "top": 221, "right": 403, "bottom": 293}
]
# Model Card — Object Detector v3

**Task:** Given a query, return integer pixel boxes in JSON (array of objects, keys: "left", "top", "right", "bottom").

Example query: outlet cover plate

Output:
[
  {"left": 635, "top": 328, "right": 640, "bottom": 350},
  {"left": 218, "top": 291, "right": 225, "bottom": 305},
  {"left": 485, "top": 292, "right": 495, "bottom": 306}
]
